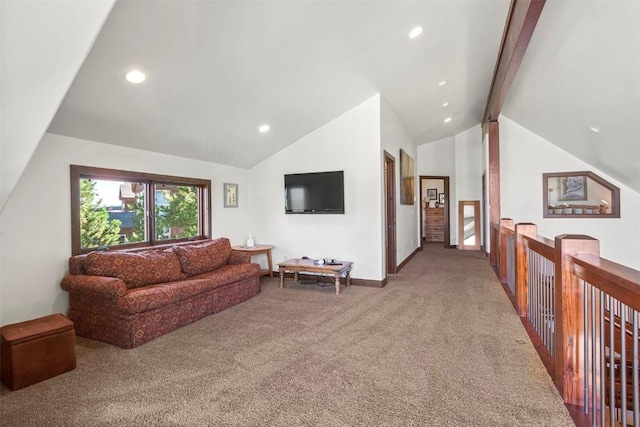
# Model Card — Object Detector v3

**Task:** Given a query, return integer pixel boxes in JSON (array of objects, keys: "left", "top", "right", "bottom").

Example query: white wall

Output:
[
  {"left": 248, "top": 95, "right": 384, "bottom": 280},
  {"left": 380, "top": 98, "right": 419, "bottom": 264},
  {"left": 454, "top": 126, "right": 483, "bottom": 245},
  {"left": 0, "top": 133, "right": 250, "bottom": 325},
  {"left": 417, "top": 136, "right": 455, "bottom": 242},
  {"left": 417, "top": 126, "right": 483, "bottom": 246},
  {"left": 500, "top": 116, "right": 640, "bottom": 270},
  {"left": 1, "top": 0, "right": 115, "bottom": 211}
]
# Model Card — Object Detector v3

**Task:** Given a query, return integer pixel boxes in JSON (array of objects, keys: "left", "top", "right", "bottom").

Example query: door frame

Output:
[
  {"left": 384, "top": 151, "right": 397, "bottom": 275},
  {"left": 419, "top": 175, "right": 451, "bottom": 249}
]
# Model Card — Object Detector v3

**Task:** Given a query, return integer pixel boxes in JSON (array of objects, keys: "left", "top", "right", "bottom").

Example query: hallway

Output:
[{"left": 388, "top": 243, "right": 574, "bottom": 425}]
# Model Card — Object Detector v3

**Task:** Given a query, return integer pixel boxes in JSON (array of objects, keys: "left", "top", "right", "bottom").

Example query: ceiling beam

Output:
[{"left": 482, "top": 0, "right": 546, "bottom": 129}]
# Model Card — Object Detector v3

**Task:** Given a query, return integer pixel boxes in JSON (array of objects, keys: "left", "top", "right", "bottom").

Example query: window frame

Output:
[{"left": 71, "top": 165, "right": 211, "bottom": 255}]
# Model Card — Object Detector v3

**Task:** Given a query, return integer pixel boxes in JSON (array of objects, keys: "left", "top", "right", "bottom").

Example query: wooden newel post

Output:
[
  {"left": 554, "top": 234, "right": 600, "bottom": 406},
  {"left": 515, "top": 223, "right": 537, "bottom": 317},
  {"left": 499, "top": 218, "right": 513, "bottom": 285}
]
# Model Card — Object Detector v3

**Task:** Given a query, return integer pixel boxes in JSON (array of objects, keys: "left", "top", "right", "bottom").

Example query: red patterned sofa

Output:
[{"left": 60, "top": 238, "right": 260, "bottom": 348}]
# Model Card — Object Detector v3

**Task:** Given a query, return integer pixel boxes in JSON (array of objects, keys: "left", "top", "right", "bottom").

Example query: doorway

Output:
[
  {"left": 384, "top": 151, "right": 397, "bottom": 275},
  {"left": 419, "top": 176, "right": 451, "bottom": 248}
]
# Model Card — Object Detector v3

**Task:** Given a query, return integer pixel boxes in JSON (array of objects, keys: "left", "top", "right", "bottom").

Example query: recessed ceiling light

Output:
[
  {"left": 438, "top": 80, "right": 447, "bottom": 87},
  {"left": 589, "top": 126, "right": 602, "bottom": 133},
  {"left": 125, "top": 69, "right": 145, "bottom": 84},
  {"left": 259, "top": 124, "right": 270, "bottom": 133},
  {"left": 442, "top": 102, "right": 449, "bottom": 107},
  {"left": 444, "top": 117, "right": 452, "bottom": 123},
  {"left": 409, "top": 26, "right": 423, "bottom": 39}
]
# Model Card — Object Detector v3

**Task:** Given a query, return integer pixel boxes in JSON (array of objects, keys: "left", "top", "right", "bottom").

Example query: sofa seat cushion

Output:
[
  {"left": 189, "top": 263, "right": 260, "bottom": 283},
  {"left": 173, "top": 238, "right": 232, "bottom": 276},
  {"left": 116, "top": 263, "right": 260, "bottom": 315},
  {"left": 117, "top": 278, "right": 215, "bottom": 315},
  {"left": 84, "top": 249, "right": 186, "bottom": 289}
]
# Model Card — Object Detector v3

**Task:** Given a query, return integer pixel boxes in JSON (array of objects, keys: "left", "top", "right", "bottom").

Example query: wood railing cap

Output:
[{"left": 554, "top": 234, "right": 598, "bottom": 241}]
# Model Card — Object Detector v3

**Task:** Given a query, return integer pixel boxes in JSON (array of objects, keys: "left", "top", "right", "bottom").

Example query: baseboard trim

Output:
[
  {"left": 352, "top": 277, "right": 386, "bottom": 288},
  {"left": 397, "top": 247, "right": 420, "bottom": 272}
]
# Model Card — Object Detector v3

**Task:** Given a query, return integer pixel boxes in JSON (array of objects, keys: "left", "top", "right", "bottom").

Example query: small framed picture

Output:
[
  {"left": 438, "top": 193, "right": 445, "bottom": 204},
  {"left": 427, "top": 188, "right": 437, "bottom": 200},
  {"left": 224, "top": 183, "right": 238, "bottom": 207},
  {"left": 559, "top": 176, "right": 587, "bottom": 201}
]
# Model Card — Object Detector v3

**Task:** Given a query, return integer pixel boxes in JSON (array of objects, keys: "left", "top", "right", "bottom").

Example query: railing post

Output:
[
  {"left": 515, "top": 223, "right": 537, "bottom": 317},
  {"left": 499, "top": 218, "right": 513, "bottom": 285},
  {"left": 490, "top": 223, "right": 498, "bottom": 268},
  {"left": 554, "top": 234, "right": 600, "bottom": 406}
]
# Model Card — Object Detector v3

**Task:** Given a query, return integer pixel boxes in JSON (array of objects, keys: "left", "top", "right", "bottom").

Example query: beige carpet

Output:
[{"left": 0, "top": 244, "right": 574, "bottom": 426}]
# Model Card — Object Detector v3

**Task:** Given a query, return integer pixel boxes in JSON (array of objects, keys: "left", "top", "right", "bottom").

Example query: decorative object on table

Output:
[
  {"left": 223, "top": 183, "right": 238, "bottom": 207},
  {"left": 399, "top": 149, "right": 415, "bottom": 205},
  {"left": 427, "top": 188, "right": 437, "bottom": 200},
  {"left": 246, "top": 235, "right": 255, "bottom": 248}
]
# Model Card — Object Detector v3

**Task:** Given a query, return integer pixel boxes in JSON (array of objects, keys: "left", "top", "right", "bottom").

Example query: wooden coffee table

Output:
[{"left": 278, "top": 259, "right": 353, "bottom": 295}]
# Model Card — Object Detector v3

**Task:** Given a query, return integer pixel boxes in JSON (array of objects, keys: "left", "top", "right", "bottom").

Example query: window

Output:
[{"left": 71, "top": 165, "right": 211, "bottom": 255}]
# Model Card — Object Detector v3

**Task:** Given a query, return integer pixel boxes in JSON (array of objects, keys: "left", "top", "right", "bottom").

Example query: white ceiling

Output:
[
  {"left": 502, "top": 0, "right": 640, "bottom": 192},
  {"left": 48, "top": 0, "right": 640, "bottom": 192}
]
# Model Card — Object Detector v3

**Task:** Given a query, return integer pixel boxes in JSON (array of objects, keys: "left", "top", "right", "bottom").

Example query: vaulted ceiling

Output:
[{"left": 47, "top": 0, "right": 639, "bottom": 192}]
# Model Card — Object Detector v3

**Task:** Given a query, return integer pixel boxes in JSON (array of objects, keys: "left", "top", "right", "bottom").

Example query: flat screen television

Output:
[{"left": 284, "top": 171, "right": 344, "bottom": 214}]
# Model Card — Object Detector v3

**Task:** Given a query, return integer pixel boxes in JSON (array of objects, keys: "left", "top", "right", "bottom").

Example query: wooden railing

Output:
[{"left": 492, "top": 220, "right": 640, "bottom": 426}]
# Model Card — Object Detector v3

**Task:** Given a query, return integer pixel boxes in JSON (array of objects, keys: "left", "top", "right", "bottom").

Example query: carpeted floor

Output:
[{"left": 0, "top": 244, "right": 574, "bottom": 426}]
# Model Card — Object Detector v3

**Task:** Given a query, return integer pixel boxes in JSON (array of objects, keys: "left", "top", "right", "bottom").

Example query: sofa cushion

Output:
[
  {"left": 189, "top": 263, "right": 261, "bottom": 283},
  {"left": 116, "top": 263, "right": 259, "bottom": 315},
  {"left": 173, "top": 238, "right": 231, "bottom": 276},
  {"left": 84, "top": 249, "right": 186, "bottom": 289}
]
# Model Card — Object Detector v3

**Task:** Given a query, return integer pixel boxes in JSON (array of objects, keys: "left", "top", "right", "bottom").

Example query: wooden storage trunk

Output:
[{"left": 1, "top": 313, "right": 76, "bottom": 390}]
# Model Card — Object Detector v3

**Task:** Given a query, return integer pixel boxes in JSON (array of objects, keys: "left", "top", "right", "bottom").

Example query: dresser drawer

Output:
[
  {"left": 425, "top": 233, "right": 444, "bottom": 242},
  {"left": 425, "top": 208, "right": 444, "bottom": 216},
  {"left": 427, "top": 226, "right": 444, "bottom": 233},
  {"left": 426, "top": 217, "right": 444, "bottom": 225}
]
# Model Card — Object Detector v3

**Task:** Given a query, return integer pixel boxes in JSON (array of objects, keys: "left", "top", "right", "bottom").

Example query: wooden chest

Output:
[
  {"left": 425, "top": 207, "right": 445, "bottom": 242},
  {"left": 1, "top": 314, "right": 76, "bottom": 390}
]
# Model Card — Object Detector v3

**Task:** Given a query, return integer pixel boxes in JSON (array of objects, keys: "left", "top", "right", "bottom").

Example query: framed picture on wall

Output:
[
  {"left": 427, "top": 188, "right": 437, "bottom": 200},
  {"left": 559, "top": 176, "right": 587, "bottom": 201},
  {"left": 400, "top": 149, "right": 415, "bottom": 205},
  {"left": 438, "top": 193, "right": 445, "bottom": 204},
  {"left": 224, "top": 183, "right": 238, "bottom": 207}
]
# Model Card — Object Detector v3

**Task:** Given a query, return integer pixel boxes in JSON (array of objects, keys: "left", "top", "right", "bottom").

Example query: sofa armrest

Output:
[
  {"left": 60, "top": 275, "right": 127, "bottom": 299},
  {"left": 228, "top": 250, "right": 251, "bottom": 265}
]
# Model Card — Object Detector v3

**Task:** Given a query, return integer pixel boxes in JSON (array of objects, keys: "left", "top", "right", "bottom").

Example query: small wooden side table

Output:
[{"left": 232, "top": 245, "right": 274, "bottom": 277}]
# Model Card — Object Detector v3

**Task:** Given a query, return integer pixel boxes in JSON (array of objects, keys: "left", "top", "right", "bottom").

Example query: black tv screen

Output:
[{"left": 284, "top": 171, "right": 344, "bottom": 214}]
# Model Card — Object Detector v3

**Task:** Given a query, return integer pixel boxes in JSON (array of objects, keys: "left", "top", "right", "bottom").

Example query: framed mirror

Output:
[
  {"left": 543, "top": 171, "right": 620, "bottom": 218},
  {"left": 458, "top": 200, "right": 480, "bottom": 250}
]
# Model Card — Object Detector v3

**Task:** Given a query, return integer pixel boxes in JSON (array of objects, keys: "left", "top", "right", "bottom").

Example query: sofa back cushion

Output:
[
  {"left": 173, "top": 238, "right": 231, "bottom": 276},
  {"left": 84, "top": 249, "right": 186, "bottom": 289}
]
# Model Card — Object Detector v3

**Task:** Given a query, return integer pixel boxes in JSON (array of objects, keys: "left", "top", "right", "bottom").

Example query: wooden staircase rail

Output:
[
  {"left": 570, "top": 254, "right": 640, "bottom": 313},
  {"left": 489, "top": 218, "right": 640, "bottom": 423}
]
